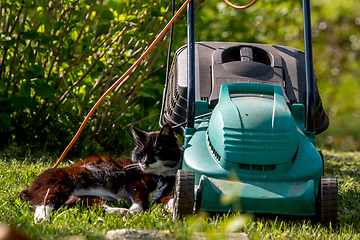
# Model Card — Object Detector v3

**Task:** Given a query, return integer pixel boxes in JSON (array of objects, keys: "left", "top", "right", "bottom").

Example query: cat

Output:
[{"left": 20, "top": 123, "right": 182, "bottom": 223}]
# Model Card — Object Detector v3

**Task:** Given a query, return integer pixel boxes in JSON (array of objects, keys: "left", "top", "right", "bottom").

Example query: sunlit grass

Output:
[{"left": 0, "top": 148, "right": 359, "bottom": 239}]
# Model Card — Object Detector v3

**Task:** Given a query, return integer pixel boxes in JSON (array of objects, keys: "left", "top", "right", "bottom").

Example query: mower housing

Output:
[{"left": 162, "top": 42, "right": 331, "bottom": 217}]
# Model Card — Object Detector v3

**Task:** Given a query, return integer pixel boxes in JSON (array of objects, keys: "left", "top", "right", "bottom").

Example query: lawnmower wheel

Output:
[
  {"left": 318, "top": 177, "right": 338, "bottom": 228},
  {"left": 173, "top": 170, "right": 194, "bottom": 220}
]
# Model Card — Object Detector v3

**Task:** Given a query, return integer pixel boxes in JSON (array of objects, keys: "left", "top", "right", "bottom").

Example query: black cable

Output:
[
  {"left": 171, "top": 112, "right": 212, "bottom": 129},
  {"left": 159, "top": 0, "right": 176, "bottom": 127}
]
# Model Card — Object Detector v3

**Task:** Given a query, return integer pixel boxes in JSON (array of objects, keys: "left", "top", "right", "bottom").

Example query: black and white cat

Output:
[{"left": 20, "top": 124, "right": 182, "bottom": 223}]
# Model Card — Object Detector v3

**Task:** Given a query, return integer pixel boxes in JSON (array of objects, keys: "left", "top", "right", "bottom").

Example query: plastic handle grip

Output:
[
  {"left": 220, "top": 83, "right": 282, "bottom": 97},
  {"left": 219, "top": 83, "right": 284, "bottom": 103}
]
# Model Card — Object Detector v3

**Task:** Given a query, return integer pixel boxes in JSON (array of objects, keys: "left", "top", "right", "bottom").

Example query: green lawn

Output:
[{"left": 0, "top": 147, "right": 359, "bottom": 239}]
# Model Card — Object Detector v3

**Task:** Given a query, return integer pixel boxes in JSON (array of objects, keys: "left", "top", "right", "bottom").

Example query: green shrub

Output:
[{"left": 0, "top": 0, "right": 173, "bottom": 156}]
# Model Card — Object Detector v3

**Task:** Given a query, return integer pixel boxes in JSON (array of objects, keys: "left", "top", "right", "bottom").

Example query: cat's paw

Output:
[
  {"left": 104, "top": 206, "right": 129, "bottom": 217},
  {"left": 34, "top": 205, "right": 53, "bottom": 223},
  {"left": 164, "top": 198, "right": 174, "bottom": 212},
  {"left": 128, "top": 203, "right": 143, "bottom": 214}
]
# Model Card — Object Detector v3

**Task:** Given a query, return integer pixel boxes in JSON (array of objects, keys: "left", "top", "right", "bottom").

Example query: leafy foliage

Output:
[
  {"left": 0, "top": 0, "right": 173, "bottom": 155},
  {"left": 0, "top": 0, "right": 359, "bottom": 155}
]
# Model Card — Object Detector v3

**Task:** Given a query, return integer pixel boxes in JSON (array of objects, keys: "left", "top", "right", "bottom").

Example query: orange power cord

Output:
[
  {"left": 224, "top": 0, "right": 259, "bottom": 9},
  {"left": 52, "top": 0, "right": 192, "bottom": 168},
  {"left": 52, "top": 0, "right": 258, "bottom": 168}
]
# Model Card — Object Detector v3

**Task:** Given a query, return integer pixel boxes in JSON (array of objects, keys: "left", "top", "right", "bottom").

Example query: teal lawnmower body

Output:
[
  {"left": 183, "top": 83, "right": 321, "bottom": 216},
  {"left": 160, "top": 0, "right": 338, "bottom": 227}
]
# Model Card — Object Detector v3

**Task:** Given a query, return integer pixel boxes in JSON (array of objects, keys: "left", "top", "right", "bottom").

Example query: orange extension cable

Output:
[
  {"left": 52, "top": 0, "right": 192, "bottom": 168},
  {"left": 52, "top": 0, "right": 259, "bottom": 168},
  {"left": 224, "top": 0, "right": 259, "bottom": 9}
]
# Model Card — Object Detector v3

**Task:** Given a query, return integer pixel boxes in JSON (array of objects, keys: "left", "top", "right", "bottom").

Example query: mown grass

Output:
[{"left": 0, "top": 146, "right": 359, "bottom": 239}]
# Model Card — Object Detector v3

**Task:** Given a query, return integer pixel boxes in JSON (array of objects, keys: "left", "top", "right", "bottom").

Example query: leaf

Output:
[
  {"left": 9, "top": 95, "right": 31, "bottom": 109},
  {"left": 46, "top": 108, "right": 56, "bottom": 118},
  {"left": 150, "top": 9, "right": 162, "bottom": 17},
  {"left": 100, "top": 9, "right": 114, "bottom": 21},
  {"left": 0, "top": 78, "right": 5, "bottom": 89},
  {"left": 18, "top": 82, "right": 31, "bottom": 98},
  {"left": 118, "top": 13, "right": 126, "bottom": 21},
  {"left": 32, "top": 65, "right": 45, "bottom": 77},
  {"left": 28, "top": 45, "right": 35, "bottom": 65},
  {"left": 39, "top": 33, "right": 51, "bottom": 44},
  {"left": 93, "top": 59, "right": 106, "bottom": 70},
  {"left": 54, "top": 22, "right": 65, "bottom": 32},
  {"left": 125, "top": 15, "right": 138, "bottom": 23},
  {"left": 41, "top": 12, "right": 51, "bottom": 30},
  {"left": 23, "top": 30, "right": 39, "bottom": 40},
  {"left": 32, "top": 82, "right": 56, "bottom": 99},
  {"left": 0, "top": 113, "right": 11, "bottom": 126},
  {"left": 95, "top": 23, "right": 110, "bottom": 38},
  {"left": 0, "top": 35, "right": 15, "bottom": 48},
  {"left": 24, "top": 70, "right": 36, "bottom": 80},
  {"left": 90, "top": 70, "right": 101, "bottom": 79}
]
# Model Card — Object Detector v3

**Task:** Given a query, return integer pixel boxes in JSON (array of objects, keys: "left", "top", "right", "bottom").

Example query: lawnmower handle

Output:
[{"left": 219, "top": 83, "right": 283, "bottom": 104}]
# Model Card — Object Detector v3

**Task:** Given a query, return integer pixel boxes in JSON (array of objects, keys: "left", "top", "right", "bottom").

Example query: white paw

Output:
[
  {"left": 34, "top": 205, "right": 53, "bottom": 223},
  {"left": 128, "top": 203, "right": 143, "bottom": 214},
  {"left": 104, "top": 206, "right": 129, "bottom": 217},
  {"left": 164, "top": 198, "right": 174, "bottom": 212}
]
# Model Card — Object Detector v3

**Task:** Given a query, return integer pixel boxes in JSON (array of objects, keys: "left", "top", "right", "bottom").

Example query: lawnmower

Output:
[{"left": 160, "top": 0, "right": 338, "bottom": 227}]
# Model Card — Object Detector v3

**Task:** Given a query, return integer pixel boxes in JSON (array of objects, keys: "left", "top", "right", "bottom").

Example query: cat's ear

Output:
[
  {"left": 131, "top": 126, "right": 147, "bottom": 144},
  {"left": 159, "top": 123, "right": 175, "bottom": 138}
]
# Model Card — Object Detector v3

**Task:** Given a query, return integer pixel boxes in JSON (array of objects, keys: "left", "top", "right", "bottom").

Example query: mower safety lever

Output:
[{"left": 240, "top": 47, "right": 253, "bottom": 62}]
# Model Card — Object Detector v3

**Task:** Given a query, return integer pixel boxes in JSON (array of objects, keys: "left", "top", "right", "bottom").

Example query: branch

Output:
[
  {"left": 8, "top": 0, "right": 25, "bottom": 36},
  {"left": 70, "top": 0, "right": 96, "bottom": 55},
  {"left": 61, "top": 76, "right": 81, "bottom": 108},
  {"left": 46, "top": 0, "right": 79, "bottom": 83},
  {"left": 122, "top": 113, "right": 159, "bottom": 129},
  {"left": 57, "top": 25, "right": 128, "bottom": 104}
]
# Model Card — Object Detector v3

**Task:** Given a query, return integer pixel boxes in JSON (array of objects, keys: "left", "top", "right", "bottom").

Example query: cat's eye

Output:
[{"left": 154, "top": 150, "right": 160, "bottom": 155}]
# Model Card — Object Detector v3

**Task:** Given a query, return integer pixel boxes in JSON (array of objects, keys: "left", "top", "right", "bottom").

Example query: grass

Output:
[{"left": 0, "top": 146, "right": 360, "bottom": 239}]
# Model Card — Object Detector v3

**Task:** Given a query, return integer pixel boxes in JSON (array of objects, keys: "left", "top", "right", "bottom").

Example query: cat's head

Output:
[{"left": 131, "top": 124, "right": 181, "bottom": 175}]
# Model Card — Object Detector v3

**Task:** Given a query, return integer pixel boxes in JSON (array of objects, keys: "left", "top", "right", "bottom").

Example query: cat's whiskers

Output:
[
  {"left": 161, "top": 160, "right": 182, "bottom": 172},
  {"left": 123, "top": 163, "right": 139, "bottom": 169},
  {"left": 130, "top": 136, "right": 144, "bottom": 149},
  {"left": 161, "top": 160, "right": 179, "bottom": 166},
  {"left": 136, "top": 140, "right": 144, "bottom": 149},
  {"left": 123, "top": 163, "right": 141, "bottom": 171},
  {"left": 138, "top": 163, "right": 146, "bottom": 172},
  {"left": 129, "top": 137, "right": 138, "bottom": 145},
  {"left": 153, "top": 134, "right": 159, "bottom": 148},
  {"left": 123, "top": 166, "right": 140, "bottom": 172}
]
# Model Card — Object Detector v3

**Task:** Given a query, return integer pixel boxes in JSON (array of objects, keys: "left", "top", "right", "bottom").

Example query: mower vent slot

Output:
[
  {"left": 208, "top": 135, "right": 221, "bottom": 162},
  {"left": 238, "top": 163, "right": 276, "bottom": 171},
  {"left": 252, "top": 165, "right": 262, "bottom": 171},
  {"left": 291, "top": 145, "right": 300, "bottom": 163}
]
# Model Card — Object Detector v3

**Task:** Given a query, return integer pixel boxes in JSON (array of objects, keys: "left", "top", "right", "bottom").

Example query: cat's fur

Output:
[{"left": 20, "top": 124, "right": 181, "bottom": 223}]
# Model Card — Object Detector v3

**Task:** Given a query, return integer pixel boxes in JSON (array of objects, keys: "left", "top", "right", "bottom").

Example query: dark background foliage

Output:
[
  {"left": 0, "top": 0, "right": 173, "bottom": 156},
  {"left": 0, "top": 0, "right": 359, "bottom": 157}
]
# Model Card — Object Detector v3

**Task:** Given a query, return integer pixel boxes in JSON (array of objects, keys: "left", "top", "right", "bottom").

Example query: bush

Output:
[{"left": 0, "top": 0, "right": 173, "bottom": 155}]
